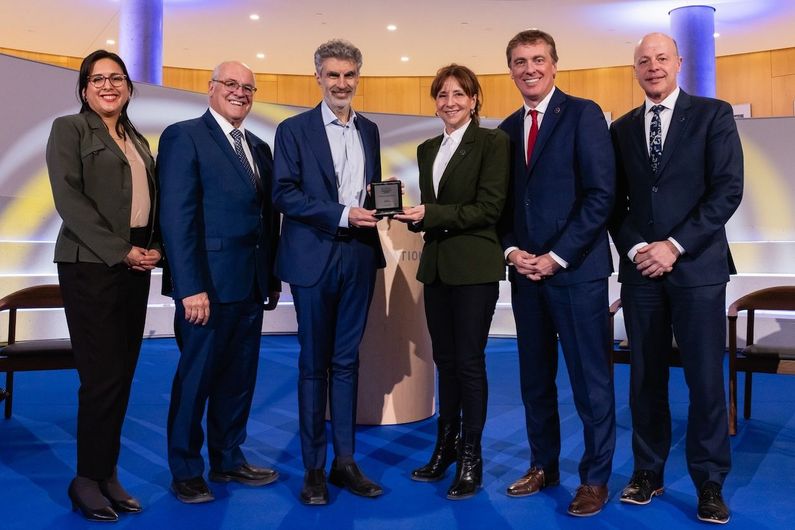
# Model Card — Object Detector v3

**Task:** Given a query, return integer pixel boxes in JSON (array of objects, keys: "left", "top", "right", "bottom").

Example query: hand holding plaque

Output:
[{"left": 371, "top": 180, "right": 403, "bottom": 218}]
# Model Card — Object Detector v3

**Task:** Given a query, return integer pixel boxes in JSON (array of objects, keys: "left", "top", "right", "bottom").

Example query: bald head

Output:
[
  {"left": 208, "top": 61, "right": 256, "bottom": 128},
  {"left": 633, "top": 32, "right": 682, "bottom": 103}
]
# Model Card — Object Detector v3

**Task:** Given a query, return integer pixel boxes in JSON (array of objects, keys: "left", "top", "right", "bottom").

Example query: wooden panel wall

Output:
[{"left": 4, "top": 46, "right": 794, "bottom": 119}]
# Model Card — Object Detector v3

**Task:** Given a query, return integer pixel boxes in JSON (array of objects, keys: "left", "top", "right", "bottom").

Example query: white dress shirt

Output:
[{"left": 432, "top": 120, "right": 471, "bottom": 197}]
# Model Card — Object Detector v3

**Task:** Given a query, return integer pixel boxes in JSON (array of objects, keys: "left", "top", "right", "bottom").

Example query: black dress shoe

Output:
[
  {"left": 301, "top": 469, "right": 329, "bottom": 505},
  {"left": 328, "top": 460, "right": 383, "bottom": 498},
  {"left": 620, "top": 470, "right": 664, "bottom": 505},
  {"left": 209, "top": 463, "right": 279, "bottom": 487},
  {"left": 68, "top": 477, "right": 119, "bottom": 522},
  {"left": 171, "top": 477, "right": 215, "bottom": 504},
  {"left": 697, "top": 481, "right": 730, "bottom": 524}
]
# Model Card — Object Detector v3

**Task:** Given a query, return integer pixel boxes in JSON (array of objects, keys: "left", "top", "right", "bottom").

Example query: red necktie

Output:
[{"left": 526, "top": 109, "right": 538, "bottom": 165}]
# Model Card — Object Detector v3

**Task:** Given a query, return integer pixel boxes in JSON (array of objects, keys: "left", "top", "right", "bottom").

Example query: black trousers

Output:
[
  {"left": 423, "top": 281, "right": 499, "bottom": 433},
  {"left": 58, "top": 247, "right": 151, "bottom": 480}
]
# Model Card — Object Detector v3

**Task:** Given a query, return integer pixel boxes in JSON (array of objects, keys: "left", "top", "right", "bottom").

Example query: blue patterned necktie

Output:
[
  {"left": 229, "top": 128, "right": 258, "bottom": 191},
  {"left": 649, "top": 105, "right": 664, "bottom": 173}
]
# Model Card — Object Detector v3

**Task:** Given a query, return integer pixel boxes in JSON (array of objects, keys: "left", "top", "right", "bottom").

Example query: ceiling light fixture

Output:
[
  {"left": 400, "top": 56, "right": 410, "bottom": 62},
  {"left": 713, "top": 32, "right": 720, "bottom": 38},
  {"left": 106, "top": 39, "right": 115, "bottom": 45},
  {"left": 387, "top": 24, "right": 397, "bottom": 31},
  {"left": 250, "top": 14, "right": 260, "bottom": 21},
  {"left": 256, "top": 53, "right": 266, "bottom": 59}
]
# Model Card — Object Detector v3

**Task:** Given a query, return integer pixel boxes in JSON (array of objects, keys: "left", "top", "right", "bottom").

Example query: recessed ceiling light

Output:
[
  {"left": 387, "top": 24, "right": 397, "bottom": 31},
  {"left": 106, "top": 39, "right": 115, "bottom": 45},
  {"left": 713, "top": 32, "right": 720, "bottom": 38},
  {"left": 400, "top": 56, "right": 410, "bottom": 62},
  {"left": 256, "top": 53, "right": 266, "bottom": 59},
  {"left": 249, "top": 14, "right": 260, "bottom": 21}
]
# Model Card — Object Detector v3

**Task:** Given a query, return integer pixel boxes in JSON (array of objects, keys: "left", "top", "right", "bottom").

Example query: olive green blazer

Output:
[
  {"left": 46, "top": 112, "right": 159, "bottom": 266},
  {"left": 413, "top": 124, "right": 510, "bottom": 285}
]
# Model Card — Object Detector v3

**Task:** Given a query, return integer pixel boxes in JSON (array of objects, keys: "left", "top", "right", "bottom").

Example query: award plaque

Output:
[{"left": 372, "top": 180, "right": 403, "bottom": 217}]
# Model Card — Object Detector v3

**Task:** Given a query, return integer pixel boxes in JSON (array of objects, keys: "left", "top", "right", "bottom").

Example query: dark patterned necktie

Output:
[
  {"left": 230, "top": 128, "right": 258, "bottom": 190},
  {"left": 649, "top": 105, "right": 664, "bottom": 173}
]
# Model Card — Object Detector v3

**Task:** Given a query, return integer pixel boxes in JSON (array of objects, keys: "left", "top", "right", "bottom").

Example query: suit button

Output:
[
  {"left": 443, "top": 229, "right": 449, "bottom": 234},
  {"left": 652, "top": 186, "right": 658, "bottom": 192},
  {"left": 256, "top": 244, "right": 260, "bottom": 249},
  {"left": 524, "top": 199, "right": 530, "bottom": 206}
]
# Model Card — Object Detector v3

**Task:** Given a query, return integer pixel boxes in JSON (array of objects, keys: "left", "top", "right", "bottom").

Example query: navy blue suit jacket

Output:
[
  {"left": 609, "top": 91, "right": 743, "bottom": 287},
  {"left": 499, "top": 89, "right": 615, "bottom": 286},
  {"left": 272, "top": 104, "right": 385, "bottom": 287},
  {"left": 158, "top": 110, "right": 280, "bottom": 303}
]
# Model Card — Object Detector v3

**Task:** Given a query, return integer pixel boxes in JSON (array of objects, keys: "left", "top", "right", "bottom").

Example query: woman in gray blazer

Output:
[{"left": 46, "top": 50, "right": 160, "bottom": 522}]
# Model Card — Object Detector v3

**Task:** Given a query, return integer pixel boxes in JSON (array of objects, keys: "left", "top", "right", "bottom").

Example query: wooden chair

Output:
[
  {"left": 727, "top": 286, "right": 795, "bottom": 435},
  {"left": 0, "top": 284, "right": 74, "bottom": 418}
]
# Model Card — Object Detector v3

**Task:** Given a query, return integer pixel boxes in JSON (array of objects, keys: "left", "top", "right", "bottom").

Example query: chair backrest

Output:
[
  {"left": 0, "top": 284, "right": 64, "bottom": 344},
  {"left": 728, "top": 286, "right": 795, "bottom": 347},
  {"left": 728, "top": 286, "right": 795, "bottom": 316}
]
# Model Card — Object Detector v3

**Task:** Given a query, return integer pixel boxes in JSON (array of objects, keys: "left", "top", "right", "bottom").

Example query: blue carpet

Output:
[{"left": 0, "top": 336, "right": 793, "bottom": 529}]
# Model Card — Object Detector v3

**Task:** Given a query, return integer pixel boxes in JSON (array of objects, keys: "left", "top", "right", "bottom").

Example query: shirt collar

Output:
[
  {"left": 645, "top": 86, "right": 680, "bottom": 113},
  {"left": 209, "top": 106, "right": 247, "bottom": 137},
  {"left": 524, "top": 86, "right": 556, "bottom": 116},
  {"left": 442, "top": 119, "right": 472, "bottom": 144},
  {"left": 321, "top": 100, "right": 357, "bottom": 127}
]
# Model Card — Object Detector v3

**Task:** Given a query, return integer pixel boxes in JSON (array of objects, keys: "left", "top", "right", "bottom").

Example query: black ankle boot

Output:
[
  {"left": 446, "top": 430, "right": 482, "bottom": 500},
  {"left": 411, "top": 417, "right": 460, "bottom": 482}
]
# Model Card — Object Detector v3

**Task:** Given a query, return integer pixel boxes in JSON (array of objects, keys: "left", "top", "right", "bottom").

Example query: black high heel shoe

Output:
[
  {"left": 99, "top": 470, "right": 142, "bottom": 514},
  {"left": 68, "top": 477, "right": 119, "bottom": 522}
]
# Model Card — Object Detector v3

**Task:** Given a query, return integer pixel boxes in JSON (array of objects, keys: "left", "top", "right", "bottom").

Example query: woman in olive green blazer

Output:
[
  {"left": 395, "top": 64, "right": 509, "bottom": 500},
  {"left": 46, "top": 50, "right": 160, "bottom": 522}
]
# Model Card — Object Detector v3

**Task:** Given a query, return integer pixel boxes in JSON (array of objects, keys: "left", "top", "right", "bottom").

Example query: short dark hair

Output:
[
  {"left": 430, "top": 64, "right": 483, "bottom": 125},
  {"left": 77, "top": 50, "right": 141, "bottom": 141},
  {"left": 506, "top": 29, "right": 558, "bottom": 66},
  {"left": 314, "top": 39, "right": 363, "bottom": 74}
]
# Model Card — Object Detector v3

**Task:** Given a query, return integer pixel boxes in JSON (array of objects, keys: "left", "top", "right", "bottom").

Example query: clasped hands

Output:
[
  {"left": 508, "top": 249, "right": 561, "bottom": 281},
  {"left": 124, "top": 246, "right": 160, "bottom": 272},
  {"left": 634, "top": 240, "right": 680, "bottom": 278}
]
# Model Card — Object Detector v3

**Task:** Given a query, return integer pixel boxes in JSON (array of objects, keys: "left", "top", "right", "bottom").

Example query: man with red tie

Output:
[{"left": 498, "top": 29, "right": 617, "bottom": 517}]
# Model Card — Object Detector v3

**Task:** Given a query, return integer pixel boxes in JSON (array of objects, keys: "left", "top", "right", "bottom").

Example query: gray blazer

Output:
[{"left": 46, "top": 111, "right": 158, "bottom": 266}]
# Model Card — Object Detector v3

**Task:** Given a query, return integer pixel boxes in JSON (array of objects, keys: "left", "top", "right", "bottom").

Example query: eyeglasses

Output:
[
  {"left": 87, "top": 74, "right": 128, "bottom": 88},
  {"left": 212, "top": 79, "right": 257, "bottom": 95}
]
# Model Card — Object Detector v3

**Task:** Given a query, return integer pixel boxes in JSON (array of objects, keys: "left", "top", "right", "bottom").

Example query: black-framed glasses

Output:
[
  {"left": 212, "top": 79, "right": 257, "bottom": 95},
  {"left": 87, "top": 74, "right": 128, "bottom": 88}
]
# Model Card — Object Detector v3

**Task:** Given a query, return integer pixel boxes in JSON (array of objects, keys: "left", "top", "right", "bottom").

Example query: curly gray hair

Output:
[{"left": 314, "top": 39, "right": 363, "bottom": 74}]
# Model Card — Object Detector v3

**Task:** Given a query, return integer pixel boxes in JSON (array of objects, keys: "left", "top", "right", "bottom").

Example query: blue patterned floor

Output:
[{"left": 0, "top": 336, "right": 793, "bottom": 529}]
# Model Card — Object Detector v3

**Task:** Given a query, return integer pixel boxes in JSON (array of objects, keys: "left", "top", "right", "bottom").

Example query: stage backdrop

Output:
[{"left": 2, "top": 54, "right": 794, "bottom": 420}]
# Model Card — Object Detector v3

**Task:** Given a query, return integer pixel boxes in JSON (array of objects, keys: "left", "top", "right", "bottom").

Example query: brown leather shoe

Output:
[
  {"left": 506, "top": 467, "right": 560, "bottom": 497},
  {"left": 567, "top": 484, "right": 609, "bottom": 517}
]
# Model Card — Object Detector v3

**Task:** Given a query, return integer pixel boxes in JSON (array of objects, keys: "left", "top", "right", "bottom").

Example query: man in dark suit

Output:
[
  {"left": 610, "top": 33, "right": 743, "bottom": 524},
  {"left": 272, "top": 40, "right": 386, "bottom": 505},
  {"left": 158, "top": 61, "right": 281, "bottom": 504},
  {"left": 498, "top": 30, "right": 616, "bottom": 517}
]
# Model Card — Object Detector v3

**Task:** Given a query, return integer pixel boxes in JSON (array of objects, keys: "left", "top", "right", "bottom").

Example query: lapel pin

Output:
[{"left": 554, "top": 107, "right": 561, "bottom": 114}]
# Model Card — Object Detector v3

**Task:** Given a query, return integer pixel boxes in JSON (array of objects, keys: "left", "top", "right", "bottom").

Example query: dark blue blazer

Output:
[
  {"left": 609, "top": 91, "right": 744, "bottom": 287},
  {"left": 499, "top": 88, "right": 615, "bottom": 286},
  {"left": 158, "top": 110, "right": 280, "bottom": 303},
  {"left": 272, "top": 104, "right": 385, "bottom": 287}
]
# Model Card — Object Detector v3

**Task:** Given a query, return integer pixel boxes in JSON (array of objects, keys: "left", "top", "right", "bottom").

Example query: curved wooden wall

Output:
[{"left": 3, "top": 46, "right": 794, "bottom": 119}]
